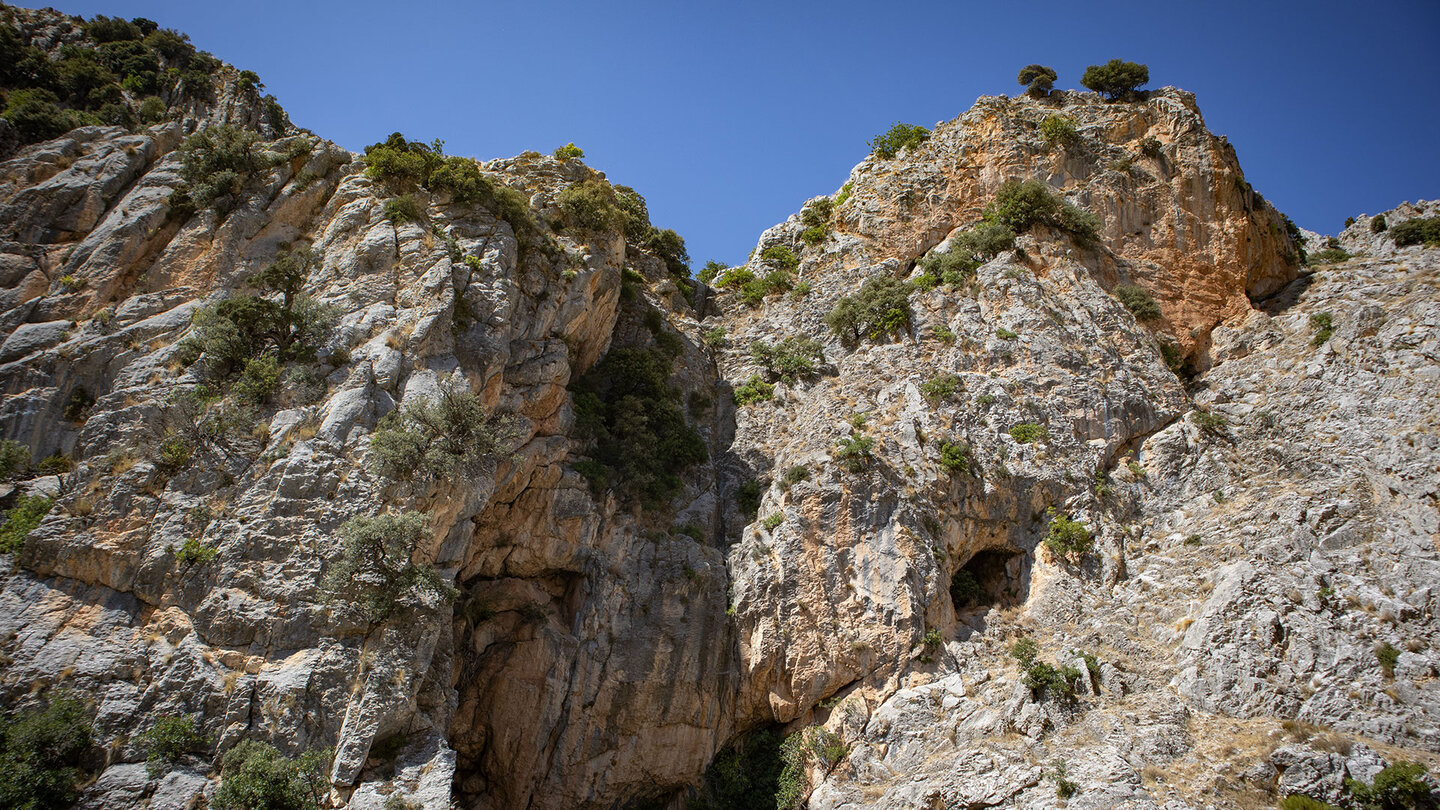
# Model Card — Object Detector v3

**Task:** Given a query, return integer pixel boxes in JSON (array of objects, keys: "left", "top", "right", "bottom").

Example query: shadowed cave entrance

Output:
[{"left": 950, "top": 547, "right": 1029, "bottom": 614}]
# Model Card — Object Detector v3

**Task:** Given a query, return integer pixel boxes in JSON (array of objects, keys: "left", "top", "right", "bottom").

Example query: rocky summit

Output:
[{"left": 0, "top": 6, "right": 1436, "bottom": 810}]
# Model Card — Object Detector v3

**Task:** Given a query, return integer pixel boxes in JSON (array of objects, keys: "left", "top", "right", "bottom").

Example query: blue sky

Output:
[{"left": 38, "top": 0, "right": 1440, "bottom": 266}]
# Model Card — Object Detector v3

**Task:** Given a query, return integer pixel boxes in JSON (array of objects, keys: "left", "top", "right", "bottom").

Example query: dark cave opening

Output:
[{"left": 950, "top": 547, "right": 1027, "bottom": 613}]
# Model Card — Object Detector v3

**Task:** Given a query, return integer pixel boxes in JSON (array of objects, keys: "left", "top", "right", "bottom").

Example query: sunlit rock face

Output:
[{"left": 1, "top": 8, "right": 1437, "bottom": 809}]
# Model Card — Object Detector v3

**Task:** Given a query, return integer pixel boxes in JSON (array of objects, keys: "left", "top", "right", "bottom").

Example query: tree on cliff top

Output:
[
  {"left": 1017, "top": 65, "right": 1057, "bottom": 98},
  {"left": 1081, "top": 60, "right": 1149, "bottom": 100}
]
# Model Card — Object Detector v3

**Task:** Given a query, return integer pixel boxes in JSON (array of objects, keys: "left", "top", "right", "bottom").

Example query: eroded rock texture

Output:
[{"left": 0, "top": 9, "right": 1436, "bottom": 808}]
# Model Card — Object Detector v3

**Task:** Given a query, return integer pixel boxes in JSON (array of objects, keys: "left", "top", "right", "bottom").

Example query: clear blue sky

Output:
[{"left": 36, "top": 0, "right": 1440, "bottom": 266}]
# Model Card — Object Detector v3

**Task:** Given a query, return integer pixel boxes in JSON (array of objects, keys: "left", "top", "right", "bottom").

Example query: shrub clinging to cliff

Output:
[{"left": 868, "top": 122, "right": 930, "bottom": 159}]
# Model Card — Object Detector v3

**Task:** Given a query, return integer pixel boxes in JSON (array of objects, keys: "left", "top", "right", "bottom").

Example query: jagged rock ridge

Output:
[{"left": 0, "top": 6, "right": 1437, "bottom": 809}]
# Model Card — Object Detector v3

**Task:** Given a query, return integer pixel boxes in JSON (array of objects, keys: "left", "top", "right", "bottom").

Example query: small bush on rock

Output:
[
  {"left": 138, "top": 715, "right": 208, "bottom": 777},
  {"left": 0, "top": 495, "right": 53, "bottom": 553},
  {"left": 212, "top": 740, "right": 331, "bottom": 810},
  {"left": 1008, "top": 423, "right": 1047, "bottom": 444},
  {"left": 173, "top": 125, "right": 262, "bottom": 214},
  {"left": 868, "top": 122, "right": 929, "bottom": 159},
  {"left": 0, "top": 693, "right": 95, "bottom": 810},
  {"left": 552, "top": 142, "right": 584, "bottom": 160},
  {"left": 1113, "top": 284, "right": 1161, "bottom": 320},
  {"left": 983, "top": 179, "right": 1099, "bottom": 241},
  {"left": 1039, "top": 114, "right": 1078, "bottom": 146},
  {"left": 825, "top": 275, "right": 912, "bottom": 345},
  {"left": 750, "top": 337, "right": 824, "bottom": 383},
  {"left": 321, "top": 511, "right": 457, "bottom": 622},
  {"left": 369, "top": 386, "right": 518, "bottom": 486},
  {"left": 1345, "top": 761, "right": 1435, "bottom": 810},
  {"left": 1390, "top": 216, "right": 1440, "bottom": 247},
  {"left": 1043, "top": 510, "right": 1092, "bottom": 562},
  {"left": 0, "top": 440, "right": 31, "bottom": 480}
]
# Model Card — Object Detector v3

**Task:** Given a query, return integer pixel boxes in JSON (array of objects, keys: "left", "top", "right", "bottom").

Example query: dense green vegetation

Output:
[
  {"left": 1017, "top": 64, "right": 1057, "bottom": 97},
  {"left": 982, "top": 179, "right": 1099, "bottom": 241},
  {"left": 181, "top": 243, "right": 338, "bottom": 382},
  {"left": 0, "top": 494, "right": 53, "bottom": 553},
  {"left": 1390, "top": 216, "right": 1440, "bottom": 247},
  {"left": 321, "top": 511, "right": 456, "bottom": 622},
  {"left": 1039, "top": 114, "right": 1077, "bottom": 146},
  {"left": 212, "top": 740, "right": 331, "bottom": 810},
  {"left": 368, "top": 386, "right": 518, "bottom": 486},
  {"left": 1113, "top": 284, "right": 1161, "bottom": 320},
  {"left": 1080, "top": 59, "right": 1149, "bottom": 100},
  {"left": 918, "top": 222, "right": 1015, "bottom": 287},
  {"left": 0, "top": 439, "right": 30, "bottom": 479},
  {"left": 825, "top": 275, "right": 911, "bottom": 345},
  {"left": 750, "top": 337, "right": 824, "bottom": 383},
  {"left": 570, "top": 347, "right": 707, "bottom": 506},
  {"left": 1008, "top": 423, "right": 1047, "bottom": 444},
  {"left": 691, "top": 729, "right": 802, "bottom": 810},
  {"left": 1042, "top": 510, "right": 1092, "bottom": 562},
  {"left": 0, "top": 12, "right": 245, "bottom": 146},
  {"left": 138, "top": 715, "right": 208, "bottom": 777},
  {"left": 868, "top": 122, "right": 930, "bottom": 159},
  {"left": 0, "top": 694, "right": 95, "bottom": 810},
  {"left": 552, "top": 142, "right": 584, "bottom": 160},
  {"left": 362, "top": 133, "right": 535, "bottom": 236}
]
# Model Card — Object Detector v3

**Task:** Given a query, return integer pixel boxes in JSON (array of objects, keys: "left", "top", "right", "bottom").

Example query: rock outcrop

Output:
[{"left": 0, "top": 8, "right": 1436, "bottom": 809}]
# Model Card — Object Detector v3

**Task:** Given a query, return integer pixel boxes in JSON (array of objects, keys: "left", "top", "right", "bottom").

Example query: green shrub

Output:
[
  {"left": 176, "top": 537, "right": 218, "bottom": 566},
  {"left": 157, "top": 433, "right": 194, "bottom": 471},
  {"left": 1052, "top": 762, "right": 1079, "bottom": 799},
  {"left": 937, "top": 441, "right": 970, "bottom": 474},
  {"left": 1376, "top": 642, "right": 1400, "bottom": 679},
  {"left": 1310, "top": 312, "right": 1334, "bottom": 346},
  {"left": 369, "top": 386, "right": 518, "bottom": 486},
  {"left": 835, "top": 182, "right": 853, "bottom": 207},
  {"left": 1193, "top": 409, "right": 1228, "bottom": 439},
  {"left": 1043, "top": 510, "right": 1092, "bottom": 562},
  {"left": 1345, "top": 761, "right": 1435, "bottom": 810},
  {"left": 1390, "top": 216, "right": 1440, "bottom": 247},
  {"left": 363, "top": 132, "right": 443, "bottom": 190},
  {"left": 779, "top": 465, "right": 809, "bottom": 490},
  {"left": 1370, "top": 214, "right": 1387, "bottom": 233},
  {"left": 702, "top": 326, "right": 728, "bottom": 347},
  {"left": 982, "top": 179, "right": 1099, "bottom": 241},
  {"left": 825, "top": 275, "right": 912, "bottom": 344},
  {"left": 0, "top": 440, "right": 30, "bottom": 480},
  {"left": 383, "top": 194, "right": 424, "bottom": 224},
  {"left": 2, "top": 88, "right": 91, "bottom": 143},
  {"left": 0, "top": 495, "right": 53, "bottom": 553},
  {"left": 643, "top": 227, "right": 690, "bottom": 277},
  {"left": 1017, "top": 64, "right": 1057, "bottom": 97},
  {"left": 234, "top": 355, "right": 281, "bottom": 403},
  {"left": 321, "top": 511, "right": 456, "bottom": 622},
  {"left": 570, "top": 348, "right": 707, "bottom": 506},
  {"left": 1139, "top": 136, "right": 1163, "bottom": 157},
  {"left": 718, "top": 267, "right": 754, "bottom": 289},
  {"left": 736, "top": 479, "right": 764, "bottom": 517},
  {"left": 949, "top": 569, "right": 979, "bottom": 608},
  {"left": 868, "top": 122, "right": 930, "bottom": 159},
  {"left": 1008, "top": 423, "right": 1047, "bottom": 444},
  {"left": 557, "top": 179, "right": 624, "bottom": 235},
  {"left": 1310, "top": 247, "right": 1351, "bottom": 264},
  {"left": 692, "top": 729, "right": 795, "bottom": 810},
  {"left": 553, "top": 142, "right": 584, "bottom": 160},
  {"left": 920, "top": 374, "right": 960, "bottom": 403},
  {"left": 1039, "top": 114, "right": 1078, "bottom": 146},
  {"left": 801, "top": 197, "right": 833, "bottom": 227},
  {"left": 138, "top": 715, "right": 207, "bottom": 777},
  {"left": 932, "top": 324, "right": 955, "bottom": 343},
  {"left": 614, "top": 185, "right": 652, "bottom": 242},
  {"left": 834, "top": 433, "right": 875, "bottom": 472},
  {"left": 760, "top": 245, "right": 798, "bottom": 272},
  {"left": 995, "top": 327, "right": 1018, "bottom": 340},
  {"left": 918, "top": 222, "right": 1015, "bottom": 285},
  {"left": 86, "top": 15, "right": 144, "bottom": 42},
  {"left": 174, "top": 126, "right": 262, "bottom": 214},
  {"left": 799, "top": 225, "right": 827, "bottom": 246},
  {"left": 733, "top": 375, "right": 774, "bottom": 406},
  {"left": 1010, "top": 637, "right": 1039, "bottom": 666},
  {"left": 1080, "top": 59, "right": 1149, "bottom": 100},
  {"left": 1113, "top": 284, "right": 1161, "bottom": 320},
  {"left": 185, "top": 285, "right": 338, "bottom": 378},
  {"left": 761, "top": 513, "right": 783, "bottom": 531},
  {"left": 750, "top": 337, "right": 824, "bottom": 383},
  {"left": 698, "top": 261, "right": 727, "bottom": 284},
  {"left": 0, "top": 694, "right": 94, "bottom": 810},
  {"left": 1160, "top": 341, "right": 1185, "bottom": 373},
  {"left": 212, "top": 740, "right": 331, "bottom": 810}
]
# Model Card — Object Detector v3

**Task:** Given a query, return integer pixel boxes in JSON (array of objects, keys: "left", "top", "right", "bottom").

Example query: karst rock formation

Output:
[{"left": 0, "top": 6, "right": 1436, "bottom": 809}]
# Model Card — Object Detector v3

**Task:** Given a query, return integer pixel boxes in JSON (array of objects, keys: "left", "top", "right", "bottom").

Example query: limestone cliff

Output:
[{"left": 0, "top": 7, "right": 1436, "bottom": 810}]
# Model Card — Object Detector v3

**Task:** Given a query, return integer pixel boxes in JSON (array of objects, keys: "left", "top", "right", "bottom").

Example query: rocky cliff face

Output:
[{"left": 0, "top": 8, "right": 1436, "bottom": 810}]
